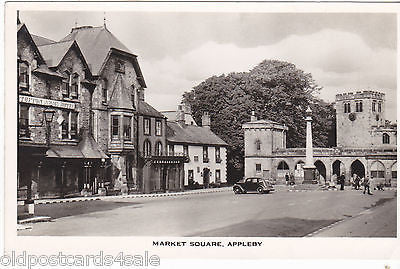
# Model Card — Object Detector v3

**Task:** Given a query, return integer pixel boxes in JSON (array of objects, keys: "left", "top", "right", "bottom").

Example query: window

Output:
[
  {"left": 70, "top": 73, "right": 79, "bottom": 99},
  {"left": 111, "top": 115, "right": 119, "bottom": 139},
  {"left": 194, "top": 156, "right": 199, "bottom": 162},
  {"left": 70, "top": 112, "right": 78, "bottom": 139},
  {"left": 123, "top": 116, "right": 132, "bottom": 140},
  {"left": 378, "top": 102, "right": 382, "bottom": 112},
  {"left": 155, "top": 141, "right": 163, "bottom": 156},
  {"left": 255, "top": 139, "right": 261, "bottom": 151},
  {"left": 62, "top": 71, "right": 70, "bottom": 98},
  {"left": 356, "top": 101, "right": 363, "bottom": 112},
  {"left": 61, "top": 111, "right": 70, "bottom": 139},
  {"left": 383, "top": 133, "right": 390, "bottom": 144},
  {"left": 102, "top": 79, "right": 108, "bottom": 103},
  {"left": 344, "top": 103, "right": 351, "bottom": 113},
  {"left": 256, "top": 163, "right": 261, "bottom": 172},
  {"left": 18, "top": 61, "right": 29, "bottom": 91},
  {"left": 203, "top": 146, "right": 209, "bottom": 163},
  {"left": 115, "top": 60, "right": 125, "bottom": 73},
  {"left": 144, "top": 118, "right": 150, "bottom": 135},
  {"left": 19, "top": 105, "right": 29, "bottom": 138},
  {"left": 155, "top": 120, "right": 162, "bottom": 136},
  {"left": 215, "top": 170, "right": 221, "bottom": 183},
  {"left": 143, "top": 140, "right": 151, "bottom": 157},
  {"left": 183, "top": 145, "right": 189, "bottom": 156},
  {"left": 168, "top": 144, "right": 175, "bottom": 156},
  {"left": 372, "top": 101, "right": 376, "bottom": 112},
  {"left": 215, "top": 147, "right": 221, "bottom": 163}
]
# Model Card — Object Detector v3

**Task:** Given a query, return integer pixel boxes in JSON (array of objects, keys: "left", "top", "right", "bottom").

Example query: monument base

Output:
[{"left": 302, "top": 167, "right": 318, "bottom": 184}]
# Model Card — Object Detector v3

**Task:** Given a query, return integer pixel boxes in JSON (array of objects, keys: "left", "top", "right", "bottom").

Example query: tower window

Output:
[
  {"left": 344, "top": 103, "right": 351, "bottom": 113},
  {"left": 256, "top": 163, "right": 261, "bottom": 172},
  {"left": 383, "top": 133, "right": 390, "bottom": 144},
  {"left": 372, "top": 101, "right": 376, "bottom": 112},
  {"left": 356, "top": 101, "right": 363, "bottom": 112},
  {"left": 378, "top": 103, "right": 382, "bottom": 112}
]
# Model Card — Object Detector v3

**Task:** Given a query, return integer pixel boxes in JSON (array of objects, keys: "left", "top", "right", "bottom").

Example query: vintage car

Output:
[{"left": 233, "top": 177, "right": 275, "bottom": 194}]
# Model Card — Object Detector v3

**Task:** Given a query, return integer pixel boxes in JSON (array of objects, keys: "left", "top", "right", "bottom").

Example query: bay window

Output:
[
  {"left": 112, "top": 115, "right": 119, "bottom": 140},
  {"left": 123, "top": 116, "right": 132, "bottom": 140}
]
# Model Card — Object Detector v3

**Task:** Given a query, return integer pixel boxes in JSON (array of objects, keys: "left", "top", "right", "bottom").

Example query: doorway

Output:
[{"left": 203, "top": 168, "right": 210, "bottom": 188}]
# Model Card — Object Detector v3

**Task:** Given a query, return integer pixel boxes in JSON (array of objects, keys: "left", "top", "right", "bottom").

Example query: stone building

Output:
[
  {"left": 18, "top": 21, "right": 108, "bottom": 200},
  {"left": 18, "top": 19, "right": 186, "bottom": 198},
  {"left": 243, "top": 90, "right": 397, "bottom": 187},
  {"left": 163, "top": 105, "right": 228, "bottom": 188}
]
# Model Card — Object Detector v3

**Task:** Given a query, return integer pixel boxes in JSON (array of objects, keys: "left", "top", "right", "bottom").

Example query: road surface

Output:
[{"left": 18, "top": 187, "right": 396, "bottom": 237}]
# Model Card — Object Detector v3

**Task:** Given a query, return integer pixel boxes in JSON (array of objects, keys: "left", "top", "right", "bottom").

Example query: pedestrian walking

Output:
[{"left": 363, "top": 175, "right": 372, "bottom": 195}]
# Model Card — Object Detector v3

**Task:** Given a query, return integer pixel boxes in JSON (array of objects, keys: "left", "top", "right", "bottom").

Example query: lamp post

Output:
[{"left": 25, "top": 109, "right": 54, "bottom": 215}]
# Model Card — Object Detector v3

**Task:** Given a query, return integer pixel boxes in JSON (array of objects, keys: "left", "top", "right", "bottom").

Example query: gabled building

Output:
[
  {"left": 18, "top": 21, "right": 107, "bottom": 200},
  {"left": 163, "top": 105, "right": 228, "bottom": 188}
]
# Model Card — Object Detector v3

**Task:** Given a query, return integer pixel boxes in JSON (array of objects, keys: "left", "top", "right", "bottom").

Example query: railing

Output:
[{"left": 273, "top": 147, "right": 397, "bottom": 156}]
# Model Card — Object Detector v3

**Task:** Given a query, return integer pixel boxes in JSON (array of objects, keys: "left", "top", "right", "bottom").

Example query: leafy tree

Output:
[{"left": 183, "top": 60, "right": 336, "bottom": 183}]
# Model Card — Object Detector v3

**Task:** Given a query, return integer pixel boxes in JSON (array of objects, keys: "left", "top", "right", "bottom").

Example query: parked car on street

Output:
[{"left": 233, "top": 177, "right": 274, "bottom": 194}]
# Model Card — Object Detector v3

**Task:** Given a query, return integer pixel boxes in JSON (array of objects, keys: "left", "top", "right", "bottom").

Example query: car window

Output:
[
  {"left": 252, "top": 178, "right": 258, "bottom": 183},
  {"left": 245, "top": 178, "right": 252, "bottom": 183}
]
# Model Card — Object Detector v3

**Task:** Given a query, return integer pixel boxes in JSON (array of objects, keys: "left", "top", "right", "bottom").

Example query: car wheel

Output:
[
  {"left": 233, "top": 187, "right": 242, "bottom": 194},
  {"left": 257, "top": 187, "right": 264, "bottom": 194},
  {"left": 265, "top": 190, "right": 270, "bottom": 194}
]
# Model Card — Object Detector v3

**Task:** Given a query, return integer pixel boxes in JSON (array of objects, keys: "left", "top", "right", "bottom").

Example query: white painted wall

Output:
[{"left": 173, "top": 144, "right": 227, "bottom": 185}]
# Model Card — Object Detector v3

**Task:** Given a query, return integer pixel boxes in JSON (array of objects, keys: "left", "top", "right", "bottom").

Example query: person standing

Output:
[
  {"left": 285, "top": 173, "right": 289, "bottom": 186},
  {"left": 339, "top": 173, "right": 345, "bottom": 190},
  {"left": 355, "top": 175, "right": 360, "bottom": 190},
  {"left": 363, "top": 175, "right": 372, "bottom": 195}
]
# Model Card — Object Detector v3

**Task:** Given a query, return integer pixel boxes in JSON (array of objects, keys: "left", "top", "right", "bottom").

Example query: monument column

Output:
[{"left": 303, "top": 106, "right": 317, "bottom": 184}]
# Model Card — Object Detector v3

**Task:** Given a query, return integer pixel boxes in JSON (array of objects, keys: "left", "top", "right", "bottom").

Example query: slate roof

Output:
[
  {"left": 167, "top": 121, "right": 228, "bottom": 146},
  {"left": 46, "top": 131, "right": 108, "bottom": 159},
  {"left": 37, "top": 40, "right": 75, "bottom": 67},
  {"left": 31, "top": 34, "right": 56, "bottom": 46},
  {"left": 137, "top": 101, "right": 165, "bottom": 118},
  {"left": 59, "top": 26, "right": 133, "bottom": 76}
]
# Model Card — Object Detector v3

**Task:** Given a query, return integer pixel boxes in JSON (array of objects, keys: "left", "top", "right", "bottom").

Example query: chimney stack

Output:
[
  {"left": 176, "top": 105, "right": 185, "bottom": 125},
  {"left": 202, "top": 112, "right": 211, "bottom": 128},
  {"left": 250, "top": 111, "right": 257, "bottom": 122}
]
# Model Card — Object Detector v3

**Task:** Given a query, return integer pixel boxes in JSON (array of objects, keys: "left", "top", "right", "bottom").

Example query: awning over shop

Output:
[
  {"left": 46, "top": 145, "right": 84, "bottom": 158},
  {"left": 46, "top": 131, "right": 109, "bottom": 159}
]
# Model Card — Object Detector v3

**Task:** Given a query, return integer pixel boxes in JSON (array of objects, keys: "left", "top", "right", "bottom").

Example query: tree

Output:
[{"left": 182, "top": 60, "right": 336, "bottom": 183}]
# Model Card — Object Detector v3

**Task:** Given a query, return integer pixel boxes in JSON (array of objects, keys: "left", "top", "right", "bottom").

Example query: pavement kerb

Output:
[{"left": 34, "top": 187, "right": 231, "bottom": 205}]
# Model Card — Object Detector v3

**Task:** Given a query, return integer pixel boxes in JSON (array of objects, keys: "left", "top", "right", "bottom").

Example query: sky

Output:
[{"left": 20, "top": 11, "right": 397, "bottom": 121}]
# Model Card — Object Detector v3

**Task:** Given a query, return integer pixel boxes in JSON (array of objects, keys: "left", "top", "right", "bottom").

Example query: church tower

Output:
[{"left": 335, "top": 91, "right": 385, "bottom": 148}]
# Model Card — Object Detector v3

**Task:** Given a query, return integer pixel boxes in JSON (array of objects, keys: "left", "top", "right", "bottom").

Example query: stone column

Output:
[{"left": 303, "top": 106, "right": 317, "bottom": 184}]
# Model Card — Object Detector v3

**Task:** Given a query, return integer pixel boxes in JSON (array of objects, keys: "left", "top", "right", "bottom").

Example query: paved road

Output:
[{"left": 18, "top": 188, "right": 396, "bottom": 237}]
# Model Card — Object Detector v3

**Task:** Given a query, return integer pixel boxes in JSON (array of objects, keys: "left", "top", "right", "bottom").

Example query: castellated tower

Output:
[{"left": 335, "top": 90, "right": 385, "bottom": 148}]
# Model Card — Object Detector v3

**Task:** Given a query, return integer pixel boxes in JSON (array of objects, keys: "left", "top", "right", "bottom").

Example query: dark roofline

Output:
[
  {"left": 18, "top": 24, "right": 46, "bottom": 65},
  {"left": 167, "top": 140, "right": 228, "bottom": 147}
]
